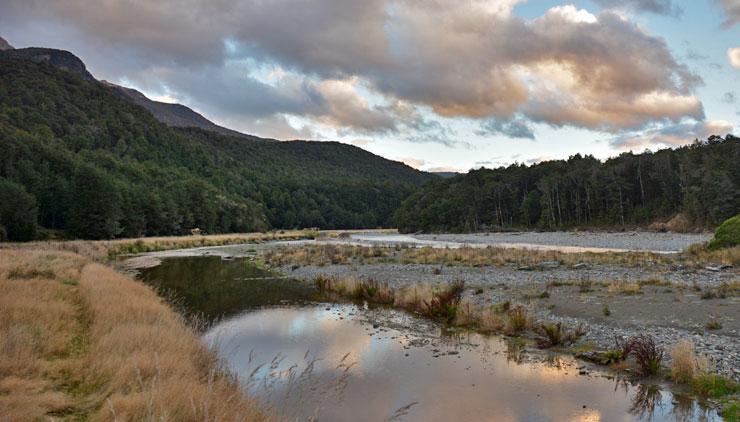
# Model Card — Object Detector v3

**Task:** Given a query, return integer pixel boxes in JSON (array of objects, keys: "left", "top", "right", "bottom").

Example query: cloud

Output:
[
  {"left": 722, "top": 92, "right": 736, "bottom": 103},
  {"left": 526, "top": 156, "right": 554, "bottom": 165},
  {"left": 425, "top": 166, "right": 463, "bottom": 173},
  {"left": 0, "top": 0, "right": 705, "bottom": 138},
  {"left": 395, "top": 157, "right": 426, "bottom": 169},
  {"left": 610, "top": 120, "right": 735, "bottom": 150},
  {"left": 476, "top": 117, "right": 535, "bottom": 139},
  {"left": 715, "top": 0, "right": 740, "bottom": 28},
  {"left": 729, "top": 47, "right": 740, "bottom": 69},
  {"left": 591, "top": 0, "right": 682, "bottom": 16}
]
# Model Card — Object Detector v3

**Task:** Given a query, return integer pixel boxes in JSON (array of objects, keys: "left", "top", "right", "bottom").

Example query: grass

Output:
[
  {"left": 535, "top": 322, "right": 585, "bottom": 348},
  {"left": 670, "top": 341, "right": 697, "bottom": 384},
  {"left": 313, "top": 275, "right": 542, "bottom": 337},
  {"left": 0, "top": 229, "right": 319, "bottom": 262},
  {"left": 692, "top": 374, "right": 738, "bottom": 398},
  {"left": 266, "top": 244, "right": 391, "bottom": 267},
  {"left": 258, "top": 243, "right": 740, "bottom": 270},
  {"left": 700, "top": 282, "right": 739, "bottom": 300},
  {"left": 705, "top": 318, "right": 723, "bottom": 330},
  {"left": 0, "top": 249, "right": 266, "bottom": 421},
  {"left": 624, "top": 335, "right": 664, "bottom": 376},
  {"left": 608, "top": 281, "right": 642, "bottom": 295}
]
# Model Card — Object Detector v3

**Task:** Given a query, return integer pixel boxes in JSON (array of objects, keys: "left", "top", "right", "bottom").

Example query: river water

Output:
[{"left": 139, "top": 256, "right": 720, "bottom": 421}]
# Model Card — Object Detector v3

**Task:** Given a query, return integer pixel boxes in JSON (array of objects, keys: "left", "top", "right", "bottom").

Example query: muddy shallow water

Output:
[{"left": 138, "top": 256, "right": 721, "bottom": 421}]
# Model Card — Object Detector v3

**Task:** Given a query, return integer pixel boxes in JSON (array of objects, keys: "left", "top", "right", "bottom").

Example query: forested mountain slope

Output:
[
  {"left": 395, "top": 136, "right": 740, "bottom": 233},
  {"left": 0, "top": 55, "right": 435, "bottom": 240}
]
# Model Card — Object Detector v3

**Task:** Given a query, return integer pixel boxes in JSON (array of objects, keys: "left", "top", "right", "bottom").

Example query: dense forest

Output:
[
  {"left": 395, "top": 135, "right": 740, "bottom": 233},
  {"left": 0, "top": 57, "right": 435, "bottom": 240}
]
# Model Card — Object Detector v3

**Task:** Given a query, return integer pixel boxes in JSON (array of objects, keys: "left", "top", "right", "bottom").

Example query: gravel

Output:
[
  {"left": 413, "top": 231, "right": 712, "bottom": 253},
  {"left": 279, "top": 262, "right": 736, "bottom": 289}
]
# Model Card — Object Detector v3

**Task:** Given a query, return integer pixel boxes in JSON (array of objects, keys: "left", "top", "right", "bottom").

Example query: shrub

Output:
[
  {"left": 624, "top": 335, "right": 664, "bottom": 376},
  {"left": 602, "top": 304, "right": 611, "bottom": 316},
  {"left": 708, "top": 214, "right": 740, "bottom": 250}
]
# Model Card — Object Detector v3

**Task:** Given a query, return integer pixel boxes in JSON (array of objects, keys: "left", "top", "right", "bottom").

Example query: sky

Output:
[{"left": 1, "top": 0, "right": 738, "bottom": 172}]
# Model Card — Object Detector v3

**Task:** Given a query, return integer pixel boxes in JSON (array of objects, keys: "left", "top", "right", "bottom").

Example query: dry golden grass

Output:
[
  {"left": 264, "top": 243, "right": 740, "bottom": 269},
  {"left": 314, "top": 275, "right": 536, "bottom": 336},
  {"left": 264, "top": 244, "right": 392, "bottom": 267},
  {"left": 0, "top": 249, "right": 266, "bottom": 421},
  {"left": 607, "top": 281, "right": 642, "bottom": 295},
  {"left": 671, "top": 341, "right": 697, "bottom": 384},
  {"left": 401, "top": 246, "right": 668, "bottom": 267},
  {"left": 0, "top": 250, "right": 85, "bottom": 420},
  {"left": 0, "top": 230, "right": 318, "bottom": 262}
]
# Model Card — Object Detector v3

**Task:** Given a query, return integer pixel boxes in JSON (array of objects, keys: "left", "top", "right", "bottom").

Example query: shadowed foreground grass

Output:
[{"left": 0, "top": 249, "right": 266, "bottom": 421}]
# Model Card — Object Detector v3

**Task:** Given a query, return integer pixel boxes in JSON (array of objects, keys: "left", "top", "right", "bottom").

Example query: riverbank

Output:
[
  {"left": 0, "top": 248, "right": 266, "bottom": 420},
  {"left": 267, "top": 243, "right": 739, "bottom": 382}
]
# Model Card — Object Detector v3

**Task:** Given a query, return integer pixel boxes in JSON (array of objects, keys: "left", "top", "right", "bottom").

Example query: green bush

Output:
[{"left": 708, "top": 214, "right": 740, "bottom": 250}]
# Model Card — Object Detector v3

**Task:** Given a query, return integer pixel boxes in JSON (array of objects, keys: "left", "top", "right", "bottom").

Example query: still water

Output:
[{"left": 140, "top": 256, "right": 719, "bottom": 421}]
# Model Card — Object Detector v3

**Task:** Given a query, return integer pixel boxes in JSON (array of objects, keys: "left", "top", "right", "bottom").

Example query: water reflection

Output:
[
  {"left": 139, "top": 256, "right": 315, "bottom": 320},
  {"left": 140, "top": 256, "right": 719, "bottom": 421},
  {"left": 205, "top": 304, "right": 719, "bottom": 422}
]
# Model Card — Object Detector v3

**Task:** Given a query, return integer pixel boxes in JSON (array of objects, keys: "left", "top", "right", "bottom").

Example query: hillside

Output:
[
  {"left": 395, "top": 136, "right": 740, "bottom": 233},
  {"left": 103, "top": 82, "right": 257, "bottom": 139},
  {"left": 0, "top": 53, "right": 435, "bottom": 240}
]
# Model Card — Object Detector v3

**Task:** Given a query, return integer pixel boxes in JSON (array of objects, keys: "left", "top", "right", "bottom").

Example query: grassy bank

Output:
[
  {"left": 264, "top": 242, "right": 740, "bottom": 268},
  {"left": 0, "top": 249, "right": 266, "bottom": 420},
  {"left": 1, "top": 230, "right": 319, "bottom": 262}
]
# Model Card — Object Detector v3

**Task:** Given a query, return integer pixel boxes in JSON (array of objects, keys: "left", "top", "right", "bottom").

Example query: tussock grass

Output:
[
  {"left": 401, "top": 246, "right": 667, "bottom": 267},
  {"left": 535, "top": 322, "right": 585, "bottom": 348},
  {"left": 263, "top": 243, "right": 740, "bottom": 269},
  {"left": 314, "top": 275, "right": 546, "bottom": 339},
  {"left": 671, "top": 341, "right": 698, "bottom": 384},
  {"left": 267, "top": 244, "right": 391, "bottom": 267},
  {"left": 1, "top": 230, "right": 318, "bottom": 262},
  {"left": 0, "top": 249, "right": 266, "bottom": 421}
]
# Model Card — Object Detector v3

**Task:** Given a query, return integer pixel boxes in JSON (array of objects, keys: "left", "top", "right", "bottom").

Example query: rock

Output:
[
  {"left": 705, "top": 264, "right": 732, "bottom": 272},
  {"left": 539, "top": 261, "right": 561, "bottom": 268}
]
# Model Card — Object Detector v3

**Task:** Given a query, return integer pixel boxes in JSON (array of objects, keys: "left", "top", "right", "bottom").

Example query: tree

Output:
[
  {"left": 67, "top": 165, "right": 122, "bottom": 239},
  {"left": 0, "top": 178, "right": 38, "bottom": 241}
]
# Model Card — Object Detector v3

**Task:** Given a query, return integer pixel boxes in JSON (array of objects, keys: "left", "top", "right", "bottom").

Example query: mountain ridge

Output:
[{"left": 0, "top": 44, "right": 436, "bottom": 240}]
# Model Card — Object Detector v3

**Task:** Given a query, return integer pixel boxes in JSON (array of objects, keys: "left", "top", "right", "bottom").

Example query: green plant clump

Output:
[{"left": 708, "top": 214, "right": 740, "bottom": 250}]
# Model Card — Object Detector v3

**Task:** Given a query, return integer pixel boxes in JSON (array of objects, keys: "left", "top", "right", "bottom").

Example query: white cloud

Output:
[{"left": 729, "top": 47, "right": 740, "bottom": 69}]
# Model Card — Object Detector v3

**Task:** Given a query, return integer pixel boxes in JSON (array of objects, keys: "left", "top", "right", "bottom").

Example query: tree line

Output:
[{"left": 394, "top": 135, "right": 739, "bottom": 233}]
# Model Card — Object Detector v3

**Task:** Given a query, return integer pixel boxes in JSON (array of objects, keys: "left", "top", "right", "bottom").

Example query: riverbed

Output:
[{"left": 134, "top": 254, "right": 724, "bottom": 421}]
